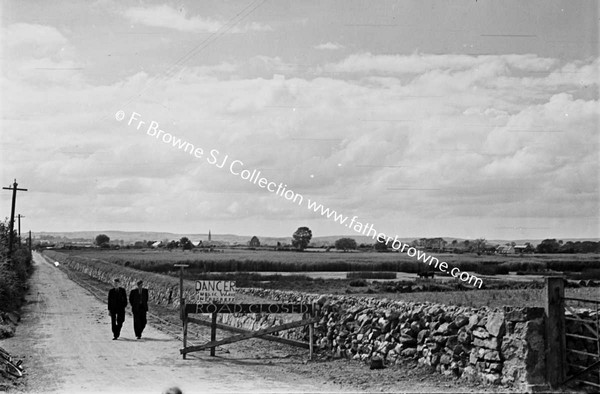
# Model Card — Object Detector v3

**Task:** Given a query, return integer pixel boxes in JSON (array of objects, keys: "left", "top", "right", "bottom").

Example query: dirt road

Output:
[{"left": 1, "top": 252, "right": 349, "bottom": 394}]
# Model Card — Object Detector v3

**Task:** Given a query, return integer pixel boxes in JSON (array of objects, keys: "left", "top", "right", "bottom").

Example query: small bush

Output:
[
  {"left": 475, "top": 264, "right": 510, "bottom": 276},
  {"left": 349, "top": 279, "right": 367, "bottom": 287},
  {"left": 548, "top": 260, "right": 597, "bottom": 272},
  {"left": 0, "top": 246, "right": 32, "bottom": 313}
]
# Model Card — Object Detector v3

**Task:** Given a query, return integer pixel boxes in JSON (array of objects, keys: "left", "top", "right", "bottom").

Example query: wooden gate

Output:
[
  {"left": 179, "top": 302, "right": 316, "bottom": 359},
  {"left": 562, "top": 295, "right": 600, "bottom": 390},
  {"left": 545, "top": 277, "right": 600, "bottom": 391}
]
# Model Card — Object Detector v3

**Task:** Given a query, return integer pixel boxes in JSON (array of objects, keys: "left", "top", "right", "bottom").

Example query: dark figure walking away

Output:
[
  {"left": 129, "top": 280, "right": 149, "bottom": 339},
  {"left": 107, "top": 278, "right": 127, "bottom": 340}
]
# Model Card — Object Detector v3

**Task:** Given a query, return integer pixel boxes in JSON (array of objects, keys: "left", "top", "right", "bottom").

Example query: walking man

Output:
[
  {"left": 129, "top": 280, "right": 149, "bottom": 339},
  {"left": 107, "top": 278, "right": 127, "bottom": 340}
]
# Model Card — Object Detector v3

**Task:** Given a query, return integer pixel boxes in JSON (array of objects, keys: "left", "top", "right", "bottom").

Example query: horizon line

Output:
[{"left": 30, "top": 230, "right": 600, "bottom": 242}]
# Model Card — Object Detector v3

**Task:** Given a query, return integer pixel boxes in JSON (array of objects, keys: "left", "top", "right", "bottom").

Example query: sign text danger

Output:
[{"left": 195, "top": 280, "right": 236, "bottom": 302}]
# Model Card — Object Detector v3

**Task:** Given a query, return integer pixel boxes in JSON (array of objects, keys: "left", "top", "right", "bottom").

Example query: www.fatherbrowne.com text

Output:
[{"left": 116, "top": 110, "right": 483, "bottom": 288}]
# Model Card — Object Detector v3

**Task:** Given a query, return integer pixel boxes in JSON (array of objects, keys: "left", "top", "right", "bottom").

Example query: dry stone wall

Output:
[
  {"left": 238, "top": 288, "right": 547, "bottom": 391},
  {"left": 44, "top": 251, "right": 548, "bottom": 392},
  {"left": 43, "top": 251, "right": 194, "bottom": 308}
]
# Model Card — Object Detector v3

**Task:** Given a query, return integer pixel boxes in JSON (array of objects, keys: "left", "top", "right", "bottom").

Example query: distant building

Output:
[
  {"left": 249, "top": 236, "right": 260, "bottom": 247},
  {"left": 514, "top": 245, "right": 529, "bottom": 254},
  {"left": 415, "top": 237, "right": 447, "bottom": 252},
  {"left": 208, "top": 230, "right": 211, "bottom": 242},
  {"left": 497, "top": 245, "right": 515, "bottom": 255}
]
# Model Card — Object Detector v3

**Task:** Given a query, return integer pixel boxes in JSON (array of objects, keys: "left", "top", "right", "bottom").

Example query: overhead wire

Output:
[{"left": 122, "top": 0, "right": 268, "bottom": 108}]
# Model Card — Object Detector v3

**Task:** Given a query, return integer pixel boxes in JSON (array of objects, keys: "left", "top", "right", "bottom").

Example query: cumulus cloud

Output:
[
  {"left": 1, "top": 23, "right": 83, "bottom": 85},
  {"left": 314, "top": 42, "right": 344, "bottom": 50},
  {"left": 122, "top": 5, "right": 272, "bottom": 33},
  {"left": 320, "top": 52, "right": 558, "bottom": 75},
  {"left": 3, "top": 23, "right": 68, "bottom": 52}
]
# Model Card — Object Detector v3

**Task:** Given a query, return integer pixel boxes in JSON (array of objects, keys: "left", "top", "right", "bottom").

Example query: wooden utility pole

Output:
[
  {"left": 17, "top": 214, "right": 25, "bottom": 238},
  {"left": 3, "top": 180, "right": 27, "bottom": 259},
  {"left": 174, "top": 264, "right": 189, "bottom": 359}
]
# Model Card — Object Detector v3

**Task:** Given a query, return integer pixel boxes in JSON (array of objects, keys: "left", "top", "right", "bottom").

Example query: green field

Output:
[
  {"left": 59, "top": 248, "right": 599, "bottom": 276},
  {"left": 51, "top": 248, "right": 599, "bottom": 308},
  {"left": 354, "top": 287, "right": 600, "bottom": 309}
]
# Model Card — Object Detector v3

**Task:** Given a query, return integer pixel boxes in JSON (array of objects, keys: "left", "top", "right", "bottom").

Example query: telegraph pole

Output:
[
  {"left": 17, "top": 214, "right": 25, "bottom": 239},
  {"left": 174, "top": 264, "right": 189, "bottom": 359},
  {"left": 3, "top": 179, "right": 28, "bottom": 259}
]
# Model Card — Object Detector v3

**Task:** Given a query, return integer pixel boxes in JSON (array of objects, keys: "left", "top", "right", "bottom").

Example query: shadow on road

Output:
[{"left": 136, "top": 337, "right": 173, "bottom": 342}]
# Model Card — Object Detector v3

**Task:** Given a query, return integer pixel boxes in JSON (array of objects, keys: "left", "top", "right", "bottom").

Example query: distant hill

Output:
[
  {"left": 33, "top": 231, "right": 276, "bottom": 245},
  {"left": 32, "top": 231, "right": 599, "bottom": 247}
]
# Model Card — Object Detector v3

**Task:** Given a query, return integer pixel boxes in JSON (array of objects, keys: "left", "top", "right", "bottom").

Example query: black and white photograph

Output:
[{"left": 1, "top": 1, "right": 599, "bottom": 393}]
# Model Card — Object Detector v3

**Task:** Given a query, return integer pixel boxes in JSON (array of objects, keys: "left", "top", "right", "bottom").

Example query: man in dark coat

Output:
[
  {"left": 129, "top": 280, "right": 149, "bottom": 339},
  {"left": 107, "top": 278, "right": 128, "bottom": 340}
]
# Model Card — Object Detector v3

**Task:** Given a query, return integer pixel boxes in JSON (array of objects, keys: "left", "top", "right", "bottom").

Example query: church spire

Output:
[{"left": 208, "top": 230, "right": 211, "bottom": 242}]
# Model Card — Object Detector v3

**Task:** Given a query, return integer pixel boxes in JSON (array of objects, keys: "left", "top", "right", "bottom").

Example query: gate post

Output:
[
  {"left": 210, "top": 312, "right": 217, "bottom": 357},
  {"left": 182, "top": 305, "right": 188, "bottom": 360},
  {"left": 544, "top": 277, "right": 566, "bottom": 388}
]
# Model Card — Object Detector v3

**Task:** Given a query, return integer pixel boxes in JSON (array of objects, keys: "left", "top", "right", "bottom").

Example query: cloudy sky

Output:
[{"left": 1, "top": 0, "right": 598, "bottom": 240}]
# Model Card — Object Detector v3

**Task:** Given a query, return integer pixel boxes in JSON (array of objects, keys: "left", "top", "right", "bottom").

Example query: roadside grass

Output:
[{"left": 360, "top": 287, "right": 600, "bottom": 309}]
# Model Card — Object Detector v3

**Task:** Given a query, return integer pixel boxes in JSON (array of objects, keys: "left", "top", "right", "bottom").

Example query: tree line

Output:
[{"left": 93, "top": 232, "right": 600, "bottom": 254}]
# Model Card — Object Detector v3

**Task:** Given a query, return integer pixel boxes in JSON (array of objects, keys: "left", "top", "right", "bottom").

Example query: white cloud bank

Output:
[
  {"left": 122, "top": 5, "right": 272, "bottom": 33},
  {"left": 2, "top": 25, "right": 598, "bottom": 238},
  {"left": 314, "top": 42, "right": 344, "bottom": 50}
]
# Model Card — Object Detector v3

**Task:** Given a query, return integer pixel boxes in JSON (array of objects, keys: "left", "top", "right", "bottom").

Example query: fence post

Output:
[
  {"left": 182, "top": 307, "right": 188, "bottom": 360},
  {"left": 544, "top": 277, "right": 566, "bottom": 388},
  {"left": 309, "top": 302, "right": 315, "bottom": 361},
  {"left": 210, "top": 312, "right": 217, "bottom": 357}
]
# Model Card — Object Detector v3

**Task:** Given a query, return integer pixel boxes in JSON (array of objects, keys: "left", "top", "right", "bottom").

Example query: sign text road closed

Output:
[
  {"left": 186, "top": 303, "right": 312, "bottom": 314},
  {"left": 195, "top": 280, "right": 236, "bottom": 302}
]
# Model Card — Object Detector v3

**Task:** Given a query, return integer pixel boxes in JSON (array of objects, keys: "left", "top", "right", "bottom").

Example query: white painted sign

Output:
[{"left": 195, "top": 280, "right": 236, "bottom": 302}]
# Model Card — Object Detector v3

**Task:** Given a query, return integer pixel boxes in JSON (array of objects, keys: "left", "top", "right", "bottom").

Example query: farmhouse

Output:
[
  {"left": 496, "top": 244, "right": 515, "bottom": 255},
  {"left": 513, "top": 244, "right": 529, "bottom": 253},
  {"left": 414, "top": 237, "right": 447, "bottom": 252}
]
